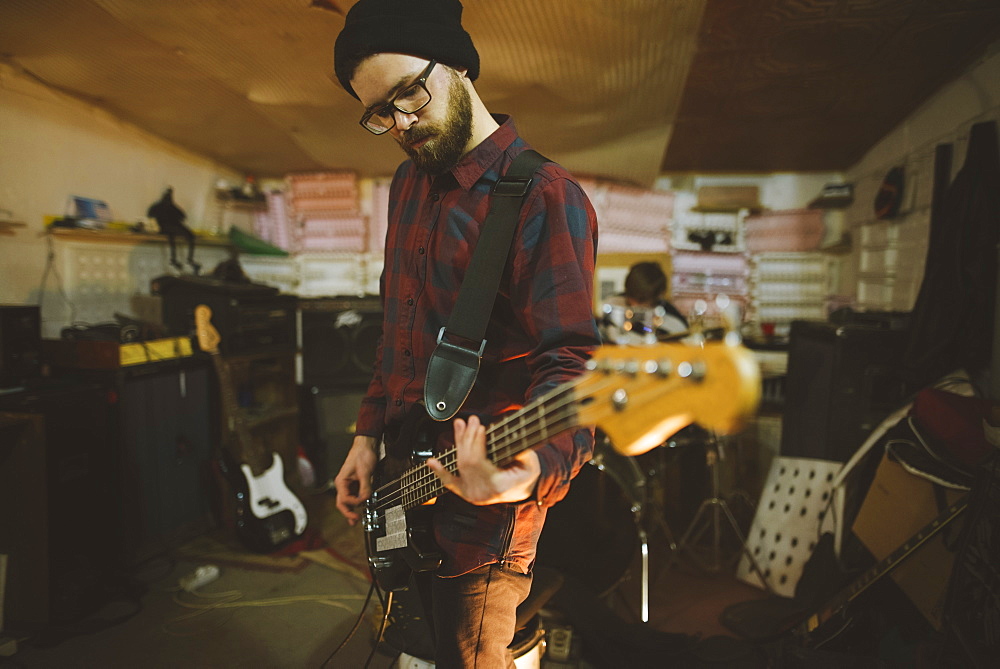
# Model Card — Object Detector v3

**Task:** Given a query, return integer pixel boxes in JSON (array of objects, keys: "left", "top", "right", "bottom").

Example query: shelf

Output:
[
  {"left": 689, "top": 206, "right": 762, "bottom": 214},
  {"left": 48, "top": 226, "right": 231, "bottom": 247}
]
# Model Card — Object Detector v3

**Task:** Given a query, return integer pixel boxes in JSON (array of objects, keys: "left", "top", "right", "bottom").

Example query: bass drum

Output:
[{"left": 535, "top": 434, "right": 644, "bottom": 597}]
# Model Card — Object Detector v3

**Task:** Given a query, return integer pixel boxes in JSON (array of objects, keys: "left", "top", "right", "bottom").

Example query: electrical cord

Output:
[
  {"left": 320, "top": 578, "right": 383, "bottom": 668},
  {"left": 365, "top": 589, "right": 394, "bottom": 669},
  {"left": 38, "top": 232, "right": 76, "bottom": 325}
]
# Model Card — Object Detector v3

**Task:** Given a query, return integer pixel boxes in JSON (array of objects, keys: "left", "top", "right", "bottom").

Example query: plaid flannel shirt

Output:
[{"left": 355, "top": 115, "right": 600, "bottom": 576}]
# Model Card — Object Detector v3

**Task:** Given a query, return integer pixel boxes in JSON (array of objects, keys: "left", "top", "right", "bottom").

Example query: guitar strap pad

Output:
[
  {"left": 424, "top": 149, "right": 547, "bottom": 421},
  {"left": 424, "top": 329, "right": 485, "bottom": 421}
]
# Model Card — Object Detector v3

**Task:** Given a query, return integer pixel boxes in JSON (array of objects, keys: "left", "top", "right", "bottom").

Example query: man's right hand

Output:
[{"left": 334, "top": 435, "right": 378, "bottom": 525}]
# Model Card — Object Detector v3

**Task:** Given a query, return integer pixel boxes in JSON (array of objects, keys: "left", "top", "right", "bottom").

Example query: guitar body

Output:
[
  {"left": 217, "top": 447, "right": 306, "bottom": 553},
  {"left": 194, "top": 304, "right": 309, "bottom": 554},
  {"left": 365, "top": 415, "right": 444, "bottom": 591}
]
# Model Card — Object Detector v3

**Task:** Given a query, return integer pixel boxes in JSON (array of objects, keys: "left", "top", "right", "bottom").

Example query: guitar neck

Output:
[
  {"left": 373, "top": 340, "right": 761, "bottom": 512},
  {"left": 807, "top": 496, "right": 968, "bottom": 629},
  {"left": 392, "top": 384, "right": 582, "bottom": 510}
]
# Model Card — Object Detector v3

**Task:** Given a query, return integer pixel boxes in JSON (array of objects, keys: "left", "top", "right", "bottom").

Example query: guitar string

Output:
[
  {"left": 372, "top": 388, "right": 583, "bottom": 510},
  {"left": 371, "top": 376, "right": 595, "bottom": 511},
  {"left": 371, "top": 369, "right": 696, "bottom": 512},
  {"left": 374, "top": 406, "right": 582, "bottom": 513},
  {"left": 403, "top": 369, "right": 698, "bottom": 509},
  {"left": 372, "top": 370, "right": 693, "bottom": 512},
  {"left": 369, "top": 344, "right": 706, "bottom": 504}
]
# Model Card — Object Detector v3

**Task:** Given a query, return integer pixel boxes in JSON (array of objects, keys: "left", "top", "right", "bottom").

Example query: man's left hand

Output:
[{"left": 426, "top": 415, "right": 540, "bottom": 505}]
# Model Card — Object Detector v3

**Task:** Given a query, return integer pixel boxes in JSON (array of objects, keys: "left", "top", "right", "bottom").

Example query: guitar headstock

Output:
[
  {"left": 576, "top": 341, "right": 761, "bottom": 456},
  {"left": 193, "top": 304, "right": 221, "bottom": 355}
]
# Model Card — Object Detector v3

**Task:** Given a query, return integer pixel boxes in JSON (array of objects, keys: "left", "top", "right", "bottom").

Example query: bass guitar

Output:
[
  {"left": 793, "top": 496, "right": 968, "bottom": 649},
  {"left": 365, "top": 340, "right": 762, "bottom": 590},
  {"left": 194, "top": 304, "right": 307, "bottom": 553}
]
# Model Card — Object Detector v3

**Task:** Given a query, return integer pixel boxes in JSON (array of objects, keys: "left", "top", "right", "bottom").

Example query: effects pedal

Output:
[{"left": 545, "top": 624, "right": 573, "bottom": 662}]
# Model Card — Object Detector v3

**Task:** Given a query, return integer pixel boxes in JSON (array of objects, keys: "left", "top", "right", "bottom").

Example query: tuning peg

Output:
[
  {"left": 716, "top": 294, "right": 744, "bottom": 345},
  {"left": 687, "top": 299, "right": 708, "bottom": 345}
]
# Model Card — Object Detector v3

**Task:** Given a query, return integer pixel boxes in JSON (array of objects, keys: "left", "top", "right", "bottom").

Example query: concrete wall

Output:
[
  {"left": 839, "top": 45, "right": 1000, "bottom": 311},
  {"left": 0, "top": 63, "right": 242, "bottom": 334}
]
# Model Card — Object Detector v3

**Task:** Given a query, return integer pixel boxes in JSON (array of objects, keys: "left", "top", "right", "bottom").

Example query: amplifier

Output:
[
  {"left": 300, "top": 296, "right": 382, "bottom": 389},
  {"left": 152, "top": 275, "right": 296, "bottom": 355},
  {"left": 0, "top": 304, "right": 42, "bottom": 387},
  {"left": 781, "top": 318, "right": 911, "bottom": 461}
]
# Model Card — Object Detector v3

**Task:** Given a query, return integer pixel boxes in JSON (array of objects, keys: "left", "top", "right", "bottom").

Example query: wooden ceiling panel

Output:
[
  {"left": 0, "top": 1, "right": 998, "bottom": 182},
  {"left": 662, "top": 0, "right": 1000, "bottom": 173}
]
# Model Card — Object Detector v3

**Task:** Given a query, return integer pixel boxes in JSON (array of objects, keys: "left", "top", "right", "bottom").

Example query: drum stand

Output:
[
  {"left": 634, "top": 475, "right": 679, "bottom": 623},
  {"left": 592, "top": 445, "right": 680, "bottom": 624},
  {"left": 668, "top": 432, "right": 772, "bottom": 593}
]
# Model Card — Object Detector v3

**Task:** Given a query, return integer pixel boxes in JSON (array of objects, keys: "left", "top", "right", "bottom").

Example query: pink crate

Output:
[
  {"left": 287, "top": 171, "right": 359, "bottom": 212},
  {"left": 298, "top": 236, "right": 365, "bottom": 252},
  {"left": 744, "top": 209, "right": 824, "bottom": 253},
  {"left": 298, "top": 213, "right": 367, "bottom": 252},
  {"left": 253, "top": 191, "right": 297, "bottom": 251},
  {"left": 671, "top": 251, "right": 749, "bottom": 275}
]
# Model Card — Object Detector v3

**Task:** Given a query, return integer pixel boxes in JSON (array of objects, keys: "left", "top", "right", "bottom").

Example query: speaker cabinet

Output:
[
  {"left": 0, "top": 380, "right": 117, "bottom": 629},
  {"left": 299, "top": 386, "right": 367, "bottom": 482},
  {"left": 300, "top": 296, "right": 382, "bottom": 390},
  {"left": 781, "top": 319, "right": 911, "bottom": 462},
  {"left": 0, "top": 305, "right": 41, "bottom": 387},
  {"left": 118, "top": 362, "right": 214, "bottom": 565}
]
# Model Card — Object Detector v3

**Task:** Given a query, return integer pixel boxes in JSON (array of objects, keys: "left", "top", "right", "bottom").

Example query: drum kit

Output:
[{"left": 535, "top": 298, "right": 772, "bottom": 621}]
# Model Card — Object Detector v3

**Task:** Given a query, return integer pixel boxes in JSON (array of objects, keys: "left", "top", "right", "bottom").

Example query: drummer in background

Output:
[{"left": 599, "top": 261, "right": 688, "bottom": 343}]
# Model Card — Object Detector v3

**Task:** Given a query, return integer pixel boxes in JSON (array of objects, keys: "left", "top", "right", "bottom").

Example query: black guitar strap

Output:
[{"left": 424, "top": 149, "right": 548, "bottom": 421}]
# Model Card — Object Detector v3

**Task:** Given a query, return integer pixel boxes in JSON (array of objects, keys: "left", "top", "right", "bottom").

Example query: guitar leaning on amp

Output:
[
  {"left": 364, "top": 340, "right": 762, "bottom": 591},
  {"left": 793, "top": 496, "right": 968, "bottom": 649},
  {"left": 194, "top": 304, "right": 307, "bottom": 553}
]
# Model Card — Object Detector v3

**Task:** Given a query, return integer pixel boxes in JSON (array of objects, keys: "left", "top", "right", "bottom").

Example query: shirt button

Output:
[
  {"left": 430, "top": 192, "right": 439, "bottom": 202},
  {"left": 395, "top": 399, "right": 403, "bottom": 406},
  {"left": 406, "top": 297, "right": 414, "bottom": 306},
  {"left": 403, "top": 349, "right": 411, "bottom": 356},
  {"left": 418, "top": 247, "right": 425, "bottom": 254}
]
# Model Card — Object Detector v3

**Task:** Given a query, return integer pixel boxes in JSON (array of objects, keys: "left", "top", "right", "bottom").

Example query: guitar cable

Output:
[{"left": 320, "top": 576, "right": 397, "bottom": 668}]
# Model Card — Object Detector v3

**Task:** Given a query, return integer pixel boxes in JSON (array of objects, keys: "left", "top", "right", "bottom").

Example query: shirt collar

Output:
[{"left": 447, "top": 114, "right": 518, "bottom": 192}]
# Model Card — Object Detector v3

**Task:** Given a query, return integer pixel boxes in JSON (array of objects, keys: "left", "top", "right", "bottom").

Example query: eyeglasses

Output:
[{"left": 359, "top": 60, "right": 437, "bottom": 135}]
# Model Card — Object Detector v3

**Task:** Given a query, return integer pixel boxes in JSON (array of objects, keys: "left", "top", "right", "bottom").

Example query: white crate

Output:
[
  {"left": 239, "top": 255, "right": 299, "bottom": 294},
  {"left": 296, "top": 253, "right": 366, "bottom": 297},
  {"left": 856, "top": 276, "right": 896, "bottom": 308},
  {"left": 598, "top": 230, "right": 670, "bottom": 254},
  {"left": 753, "top": 302, "right": 827, "bottom": 323},
  {"left": 751, "top": 279, "right": 827, "bottom": 302},
  {"left": 673, "top": 271, "right": 749, "bottom": 296},
  {"left": 673, "top": 209, "right": 746, "bottom": 253},
  {"left": 752, "top": 252, "right": 831, "bottom": 280}
]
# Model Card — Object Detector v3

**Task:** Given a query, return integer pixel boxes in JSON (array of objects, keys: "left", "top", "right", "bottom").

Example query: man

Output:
[
  {"left": 331, "top": 1, "right": 600, "bottom": 666},
  {"left": 600, "top": 261, "right": 688, "bottom": 344}
]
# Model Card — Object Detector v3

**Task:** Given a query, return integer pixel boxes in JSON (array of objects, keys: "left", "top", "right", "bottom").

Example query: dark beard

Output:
[{"left": 400, "top": 75, "right": 473, "bottom": 176}]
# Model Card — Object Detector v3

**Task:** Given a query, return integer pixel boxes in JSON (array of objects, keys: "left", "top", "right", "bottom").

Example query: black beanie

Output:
[{"left": 334, "top": 0, "right": 480, "bottom": 100}]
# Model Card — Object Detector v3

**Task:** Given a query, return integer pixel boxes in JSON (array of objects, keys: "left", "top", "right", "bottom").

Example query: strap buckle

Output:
[{"left": 492, "top": 177, "right": 532, "bottom": 198}]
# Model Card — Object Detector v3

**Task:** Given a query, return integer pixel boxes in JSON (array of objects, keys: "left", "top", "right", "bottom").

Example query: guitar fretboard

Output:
[
  {"left": 374, "top": 380, "right": 585, "bottom": 512},
  {"left": 809, "top": 496, "right": 968, "bottom": 629}
]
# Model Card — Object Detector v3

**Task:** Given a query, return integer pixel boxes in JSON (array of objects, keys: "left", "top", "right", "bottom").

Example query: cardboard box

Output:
[{"left": 852, "top": 451, "right": 965, "bottom": 629}]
